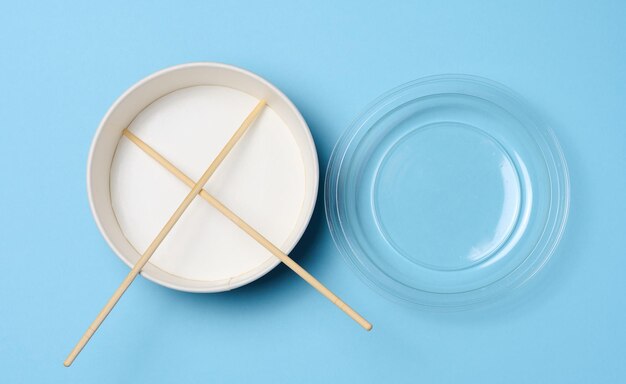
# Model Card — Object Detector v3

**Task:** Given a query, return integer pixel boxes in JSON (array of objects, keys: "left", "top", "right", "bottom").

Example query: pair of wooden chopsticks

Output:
[{"left": 65, "top": 100, "right": 371, "bottom": 367}]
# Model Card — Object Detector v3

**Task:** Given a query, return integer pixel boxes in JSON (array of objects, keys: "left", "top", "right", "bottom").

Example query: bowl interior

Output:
[{"left": 88, "top": 63, "right": 318, "bottom": 292}]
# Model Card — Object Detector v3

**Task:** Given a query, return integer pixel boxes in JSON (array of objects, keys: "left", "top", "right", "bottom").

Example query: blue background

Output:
[{"left": 1, "top": 1, "right": 625, "bottom": 383}]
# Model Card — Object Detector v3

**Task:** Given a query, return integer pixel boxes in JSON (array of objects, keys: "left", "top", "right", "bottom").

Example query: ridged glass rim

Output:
[{"left": 325, "top": 74, "right": 570, "bottom": 310}]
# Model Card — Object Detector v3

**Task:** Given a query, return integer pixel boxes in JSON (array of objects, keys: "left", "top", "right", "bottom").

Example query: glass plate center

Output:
[{"left": 373, "top": 122, "right": 521, "bottom": 271}]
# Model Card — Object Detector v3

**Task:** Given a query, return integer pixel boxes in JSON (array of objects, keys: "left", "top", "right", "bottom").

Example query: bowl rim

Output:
[{"left": 87, "top": 62, "right": 319, "bottom": 292}]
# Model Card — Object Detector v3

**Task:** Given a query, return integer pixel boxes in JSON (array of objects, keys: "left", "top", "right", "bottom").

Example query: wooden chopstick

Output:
[
  {"left": 64, "top": 100, "right": 267, "bottom": 367},
  {"left": 122, "top": 129, "right": 373, "bottom": 331}
]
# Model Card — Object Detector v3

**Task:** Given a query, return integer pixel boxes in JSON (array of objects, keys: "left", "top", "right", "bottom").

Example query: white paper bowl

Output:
[{"left": 88, "top": 62, "right": 318, "bottom": 292}]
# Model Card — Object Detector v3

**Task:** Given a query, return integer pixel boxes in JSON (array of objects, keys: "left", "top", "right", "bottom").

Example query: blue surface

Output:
[{"left": 1, "top": 1, "right": 625, "bottom": 382}]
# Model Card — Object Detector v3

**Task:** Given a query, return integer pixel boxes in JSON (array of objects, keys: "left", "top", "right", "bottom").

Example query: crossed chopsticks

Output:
[{"left": 64, "top": 100, "right": 371, "bottom": 367}]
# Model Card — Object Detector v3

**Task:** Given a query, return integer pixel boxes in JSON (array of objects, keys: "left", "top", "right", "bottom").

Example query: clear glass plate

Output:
[{"left": 325, "top": 75, "right": 570, "bottom": 309}]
